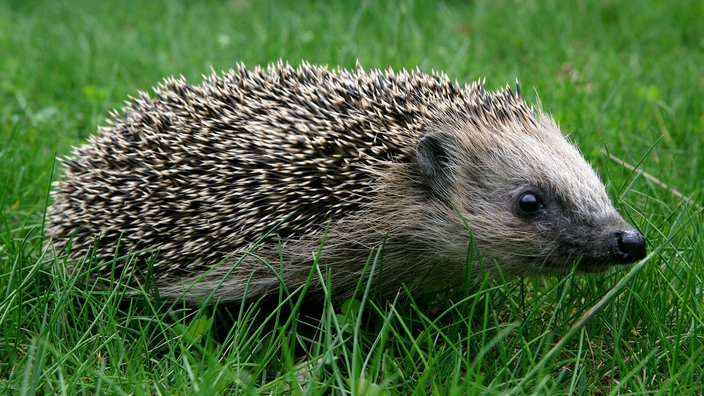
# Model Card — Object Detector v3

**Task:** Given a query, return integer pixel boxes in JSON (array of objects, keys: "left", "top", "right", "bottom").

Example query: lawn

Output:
[{"left": 1, "top": 0, "right": 702, "bottom": 394}]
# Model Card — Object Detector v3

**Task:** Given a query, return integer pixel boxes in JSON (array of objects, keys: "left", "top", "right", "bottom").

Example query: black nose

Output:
[{"left": 609, "top": 230, "right": 647, "bottom": 264}]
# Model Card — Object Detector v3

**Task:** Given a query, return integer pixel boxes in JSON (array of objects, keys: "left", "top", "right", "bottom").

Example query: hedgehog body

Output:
[{"left": 46, "top": 62, "right": 647, "bottom": 303}]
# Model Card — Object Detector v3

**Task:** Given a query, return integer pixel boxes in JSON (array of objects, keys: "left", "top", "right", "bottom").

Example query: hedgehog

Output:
[{"left": 45, "top": 61, "right": 647, "bottom": 304}]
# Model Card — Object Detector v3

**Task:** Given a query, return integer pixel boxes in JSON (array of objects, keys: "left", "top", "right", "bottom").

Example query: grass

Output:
[{"left": 1, "top": 0, "right": 702, "bottom": 393}]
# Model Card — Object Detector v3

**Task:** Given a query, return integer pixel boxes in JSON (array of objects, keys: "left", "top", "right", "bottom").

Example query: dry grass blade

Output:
[{"left": 604, "top": 150, "right": 701, "bottom": 210}]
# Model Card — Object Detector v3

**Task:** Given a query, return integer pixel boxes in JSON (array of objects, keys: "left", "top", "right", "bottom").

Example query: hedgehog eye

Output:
[{"left": 517, "top": 192, "right": 545, "bottom": 216}]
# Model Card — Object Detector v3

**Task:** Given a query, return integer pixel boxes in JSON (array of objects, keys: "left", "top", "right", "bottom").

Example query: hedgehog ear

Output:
[{"left": 416, "top": 132, "right": 455, "bottom": 185}]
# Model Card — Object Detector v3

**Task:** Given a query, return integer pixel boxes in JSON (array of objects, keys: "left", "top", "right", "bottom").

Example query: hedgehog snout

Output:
[{"left": 608, "top": 229, "right": 647, "bottom": 264}]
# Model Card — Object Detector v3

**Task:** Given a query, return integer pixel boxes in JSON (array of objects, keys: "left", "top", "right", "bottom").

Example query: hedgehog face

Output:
[{"left": 416, "top": 114, "right": 646, "bottom": 277}]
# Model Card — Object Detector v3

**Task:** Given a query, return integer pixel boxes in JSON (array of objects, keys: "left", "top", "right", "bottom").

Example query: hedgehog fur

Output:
[{"left": 46, "top": 61, "right": 647, "bottom": 304}]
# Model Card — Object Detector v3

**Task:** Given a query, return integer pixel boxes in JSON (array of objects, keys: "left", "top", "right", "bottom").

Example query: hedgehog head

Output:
[{"left": 414, "top": 88, "right": 646, "bottom": 277}]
